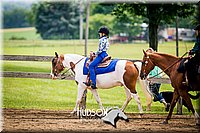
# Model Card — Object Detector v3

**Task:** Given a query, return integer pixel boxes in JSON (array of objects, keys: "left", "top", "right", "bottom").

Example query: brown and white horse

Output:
[
  {"left": 51, "top": 52, "right": 152, "bottom": 114},
  {"left": 140, "top": 50, "right": 200, "bottom": 125}
]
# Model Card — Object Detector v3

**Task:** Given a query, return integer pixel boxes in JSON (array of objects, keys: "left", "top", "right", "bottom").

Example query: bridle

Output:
[
  {"left": 142, "top": 54, "right": 155, "bottom": 79},
  {"left": 55, "top": 57, "right": 85, "bottom": 78}
]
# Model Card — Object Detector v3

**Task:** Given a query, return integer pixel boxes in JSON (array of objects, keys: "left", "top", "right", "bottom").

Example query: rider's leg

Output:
[{"left": 88, "top": 56, "right": 102, "bottom": 89}]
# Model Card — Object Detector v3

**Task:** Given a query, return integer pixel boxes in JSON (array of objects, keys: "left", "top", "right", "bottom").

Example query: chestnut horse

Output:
[
  {"left": 51, "top": 52, "right": 152, "bottom": 114},
  {"left": 140, "top": 50, "right": 200, "bottom": 125}
]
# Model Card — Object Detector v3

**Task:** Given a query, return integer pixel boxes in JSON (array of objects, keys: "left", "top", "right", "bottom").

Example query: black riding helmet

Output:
[{"left": 98, "top": 26, "right": 109, "bottom": 37}]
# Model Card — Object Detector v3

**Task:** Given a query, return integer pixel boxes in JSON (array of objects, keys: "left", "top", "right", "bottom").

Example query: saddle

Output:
[
  {"left": 86, "top": 51, "right": 112, "bottom": 68},
  {"left": 177, "top": 57, "right": 200, "bottom": 74}
]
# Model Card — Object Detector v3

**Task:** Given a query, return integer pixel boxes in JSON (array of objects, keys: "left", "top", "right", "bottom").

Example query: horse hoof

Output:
[
  {"left": 70, "top": 111, "right": 77, "bottom": 116},
  {"left": 162, "top": 120, "right": 168, "bottom": 124}
]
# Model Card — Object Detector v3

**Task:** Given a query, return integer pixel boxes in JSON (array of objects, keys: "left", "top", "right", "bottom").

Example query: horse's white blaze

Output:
[{"left": 61, "top": 54, "right": 152, "bottom": 113}]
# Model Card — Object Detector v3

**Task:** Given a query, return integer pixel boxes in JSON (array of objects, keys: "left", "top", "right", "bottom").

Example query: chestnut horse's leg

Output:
[
  {"left": 178, "top": 89, "right": 200, "bottom": 125},
  {"left": 163, "top": 90, "right": 180, "bottom": 124}
]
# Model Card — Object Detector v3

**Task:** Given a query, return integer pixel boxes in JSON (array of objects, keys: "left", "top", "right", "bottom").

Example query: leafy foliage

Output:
[
  {"left": 113, "top": 3, "right": 196, "bottom": 51},
  {"left": 195, "top": 2, "right": 200, "bottom": 24},
  {"left": 33, "top": 2, "right": 79, "bottom": 39},
  {"left": 3, "top": 8, "right": 31, "bottom": 28}
]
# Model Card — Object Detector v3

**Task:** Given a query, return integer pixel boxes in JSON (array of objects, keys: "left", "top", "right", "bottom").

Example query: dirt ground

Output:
[{"left": 2, "top": 108, "right": 200, "bottom": 133}]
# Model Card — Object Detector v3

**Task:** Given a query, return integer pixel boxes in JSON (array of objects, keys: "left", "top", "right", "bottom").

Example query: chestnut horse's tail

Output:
[{"left": 188, "top": 92, "right": 200, "bottom": 100}]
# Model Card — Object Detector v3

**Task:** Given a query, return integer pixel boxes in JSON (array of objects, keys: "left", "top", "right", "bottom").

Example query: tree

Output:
[
  {"left": 3, "top": 8, "right": 31, "bottom": 28},
  {"left": 89, "top": 3, "right": 143, "bottom": 40},
  {"left": 2, "top": 1, "right": 34, "bottom": 28},
  {"left": 195, "top": 2, "right": 200, "bottom": 24},
  {"left": 113, "top": 3, "right": 196, "bottom": 51},
  {"left": 33, "top": 2, "right": 79, "bottom": 39}
]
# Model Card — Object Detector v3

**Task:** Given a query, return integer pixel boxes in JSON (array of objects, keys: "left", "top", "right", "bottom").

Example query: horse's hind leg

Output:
[
  {"left": 123, "top": 61, "right": 143, "bottom": 114},
  {"left": 121, "top": 87, "right": 132, "bottom": 112},
  {"left": 138, "top": 78, "right": 152, "bottom": 111},
  {"left": 179, "top": 89, "right": 200, "bottom": 125},
  {"left": 131, "top": 93, "right": 143, "bottom": 114},
  {"left": 163, "top": 90, "right": 180, "bottom": 124}
]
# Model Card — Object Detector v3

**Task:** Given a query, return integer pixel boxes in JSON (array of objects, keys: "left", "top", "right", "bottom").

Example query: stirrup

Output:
[{"left": 83, "top": 81, "right": 91, "bottom": 86}]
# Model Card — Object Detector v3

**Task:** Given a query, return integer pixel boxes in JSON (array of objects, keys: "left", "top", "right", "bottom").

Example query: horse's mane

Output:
[{"left": 150, "top": 52, "right": 179, "bottom": 60}]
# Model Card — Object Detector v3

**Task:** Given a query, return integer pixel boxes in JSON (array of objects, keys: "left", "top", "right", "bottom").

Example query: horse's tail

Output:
[{"left": 188, "top": 92, "right": 200, "bottom": 100}]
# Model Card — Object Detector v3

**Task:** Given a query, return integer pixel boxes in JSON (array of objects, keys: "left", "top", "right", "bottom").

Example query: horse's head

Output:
[
  {"left": 51, "top": 52, "right": 65, "bottom": 79},
  {"left": 140, "top": 49, "right": 155, "bottom": 80}
]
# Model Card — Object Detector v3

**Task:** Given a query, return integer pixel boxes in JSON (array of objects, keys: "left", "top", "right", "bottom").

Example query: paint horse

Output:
[
  {"left": 140, "top": 50, "right": 200, "bottom": 125},
  {"left": 51, "top": 52, "right": 152, "bottom": 114}
]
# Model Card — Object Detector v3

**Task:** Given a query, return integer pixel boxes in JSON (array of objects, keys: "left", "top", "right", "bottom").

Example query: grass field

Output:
[{"left": 2, "top": 28, "right": 198, "bottom": 114}]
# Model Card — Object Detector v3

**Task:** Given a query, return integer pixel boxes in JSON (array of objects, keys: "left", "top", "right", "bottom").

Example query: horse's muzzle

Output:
[
  {"left": 140, "top": 72, "right": 147, "bottom": 80},
  {"left": 50, "top": 73, "right": 57, "bottom": 80}
]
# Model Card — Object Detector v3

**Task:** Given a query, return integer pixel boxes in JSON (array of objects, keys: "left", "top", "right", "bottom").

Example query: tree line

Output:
[{"left": 3, "top": 1, "right": 200, "bottom": 49}]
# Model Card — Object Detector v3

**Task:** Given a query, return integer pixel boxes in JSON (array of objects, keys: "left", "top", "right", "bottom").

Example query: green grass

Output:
[
  {"left": 3, "top": 27, "right": 41, "bottom": 40},
  {"left": 1, "top": 28, "right": 198, "bottom": 114}
]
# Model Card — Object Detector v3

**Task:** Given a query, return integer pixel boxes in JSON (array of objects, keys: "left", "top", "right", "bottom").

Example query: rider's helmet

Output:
[
  {"left": 194, "top": 24, "right": 200, "bottom": 31},
  {"left": 98, "top": 26, "right": 109, "bottom": 37}
]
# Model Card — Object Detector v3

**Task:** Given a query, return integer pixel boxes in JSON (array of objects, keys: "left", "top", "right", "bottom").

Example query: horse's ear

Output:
[
  {"left": 55, "top": 52, "right": 59, "bottom": 58},
  {"left": 143, "top": 49, "right": 147, "bottom": 56},
  {"left": 60, "top": 54, "right": 64, "bottom": 61}
]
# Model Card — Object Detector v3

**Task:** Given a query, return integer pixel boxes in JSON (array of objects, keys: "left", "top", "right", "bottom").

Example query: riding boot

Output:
[{"left": 91, "top": 82, "right": 97, "bottom": 89}]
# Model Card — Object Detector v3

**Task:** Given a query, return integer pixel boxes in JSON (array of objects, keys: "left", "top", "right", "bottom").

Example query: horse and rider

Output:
[
  {"left": 139, "top": 24, "right": 200, "bottom": 125},
  {"left": 83, "top": 26, "right": 110, "bottom": 89}
]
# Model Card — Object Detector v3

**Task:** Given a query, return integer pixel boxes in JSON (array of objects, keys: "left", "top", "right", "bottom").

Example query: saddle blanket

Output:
[{"left": 83, "top": 58, "right": 119, "bottom": 75}]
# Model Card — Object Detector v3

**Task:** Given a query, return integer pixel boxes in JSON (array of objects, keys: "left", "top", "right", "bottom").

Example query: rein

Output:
[
  {"left": 147, "top": 52, "right": 188, "bottom": 80},
  {"left": 60, "top": 57, "right": 85, "bottom": 77}
]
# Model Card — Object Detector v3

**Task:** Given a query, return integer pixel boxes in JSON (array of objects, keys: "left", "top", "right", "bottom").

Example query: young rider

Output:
[{"left": 84, "top": 26, "right": 110, "bottom": 89}]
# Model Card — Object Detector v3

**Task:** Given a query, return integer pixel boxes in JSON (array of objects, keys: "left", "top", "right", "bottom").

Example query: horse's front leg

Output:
[
  {"left": 163, "top": 90, "right": 179, "bottom": 124},
  {"left": 71, "top": 84, "right": 86, "bottom": 115},
  {"left": 131, "top": 93, "right": 143, "bottom": 114},
  {"left": 138, "top": 79, "right": 152, "bottom": 111},
  {"left": 90, "top": 89, "right": 104, "bottom": 111}
]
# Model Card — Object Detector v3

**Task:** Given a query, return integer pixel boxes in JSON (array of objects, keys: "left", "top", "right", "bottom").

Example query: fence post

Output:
[{"left": 177, "top": 97, "right": 183, "bottom": 115}]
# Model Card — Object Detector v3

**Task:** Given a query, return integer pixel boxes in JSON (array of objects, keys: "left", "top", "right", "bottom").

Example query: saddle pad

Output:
[{"left": 83, "top": 58, "right": 119, "bottom": 75}]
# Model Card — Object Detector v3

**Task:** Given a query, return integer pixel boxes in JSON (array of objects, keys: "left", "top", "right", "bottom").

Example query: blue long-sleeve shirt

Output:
[{"left": 96, "top": 36, "right": 109, "bottom": 55}]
